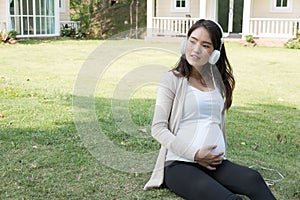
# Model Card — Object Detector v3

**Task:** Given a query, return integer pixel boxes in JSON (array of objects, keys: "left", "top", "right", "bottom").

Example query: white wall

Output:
[
  {"left": 0, "top": 0, "right": 7, "bottom": 29},
  {"left": 252, "top": 0, "right": 300, "bottom": 18}
]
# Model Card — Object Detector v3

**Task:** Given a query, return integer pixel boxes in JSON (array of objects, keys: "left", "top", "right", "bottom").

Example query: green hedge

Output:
[{"left": 284, "top": 38, "right": 300, "bottom": 49}]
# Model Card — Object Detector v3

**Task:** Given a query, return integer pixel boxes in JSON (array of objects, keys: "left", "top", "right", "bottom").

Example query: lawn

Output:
[{"left": 0, "top": 38, "right": 299, "bottom": 199}]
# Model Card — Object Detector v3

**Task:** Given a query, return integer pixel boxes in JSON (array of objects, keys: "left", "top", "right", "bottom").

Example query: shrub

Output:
[
  {"left": 284, "top": 38, "right": 300, "bottom": 49},
  {"left": 61, "top": 25, "right": 77, "bottom": 37},
  {"left": 61, "top": 25, "right": 87, "bottom": 39},
  {"left": 0, "top": 29, "right": 17, "bottom": 44},
  {"left": 245, "top": 34, "right": 255, "bottom": 43},
  {"left": 9, "top": 30, "right": 18, "bottom": 39}
]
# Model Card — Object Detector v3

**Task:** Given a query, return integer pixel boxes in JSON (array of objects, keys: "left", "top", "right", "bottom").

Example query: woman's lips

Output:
[{"left": 190, "top": 54, "right": 200, "bottom": 61}]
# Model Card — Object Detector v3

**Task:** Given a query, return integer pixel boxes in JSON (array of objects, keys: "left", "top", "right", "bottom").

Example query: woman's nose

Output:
[{"left": 192, "top": 43, "right": 202, "bottom": 53}]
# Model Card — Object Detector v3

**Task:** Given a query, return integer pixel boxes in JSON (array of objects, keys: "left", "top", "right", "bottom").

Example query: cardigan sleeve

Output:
[{"left": 151, "top": 71, "right": 199, "bottom": 161}]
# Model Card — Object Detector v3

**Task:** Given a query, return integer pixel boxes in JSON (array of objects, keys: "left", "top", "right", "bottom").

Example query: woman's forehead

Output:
[{"left": 190, "top": 26, "right": 211, "bottom": 41}]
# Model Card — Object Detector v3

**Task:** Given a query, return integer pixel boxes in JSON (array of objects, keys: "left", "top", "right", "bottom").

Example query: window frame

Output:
[
  {"left": 172, "top": 0, "right": 190, "bottom": 12},
  {"left": 9, "top": 0, "right": 58, "bottom": 37},
  {"left": 270, "top": 0, "right": 293, "bottom": 12}
]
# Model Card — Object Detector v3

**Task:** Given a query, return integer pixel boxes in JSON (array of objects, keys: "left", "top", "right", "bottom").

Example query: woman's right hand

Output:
[{"left": 194, "top": 145, "right": 224, "bottom": 170}]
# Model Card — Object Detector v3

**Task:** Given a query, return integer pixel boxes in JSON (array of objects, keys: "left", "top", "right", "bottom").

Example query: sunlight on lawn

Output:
[{"left": 0, "top": 39, "right": 299, "bottom": 199}]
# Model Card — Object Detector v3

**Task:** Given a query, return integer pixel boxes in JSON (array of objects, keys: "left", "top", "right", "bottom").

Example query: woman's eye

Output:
[{"left": 202, "top": 44, "right": 211, "bottom": 49}]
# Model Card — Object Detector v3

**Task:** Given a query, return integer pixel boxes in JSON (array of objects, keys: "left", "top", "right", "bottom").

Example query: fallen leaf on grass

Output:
[
  {"left": 276, "top": 134, "right": 282, "bottom": 143},
  {"left": 0, "top": 113, "right": 4, "bottom": 118},
  {"left": 252, "top": 144, "right": 259, "bottom": 151},
  {"left": 30, "top": 163, "right": 37, "bottom": 169},
  {"left": 138, "top": 128, "right": 147, "bottom": 133},
  {"left": 276, "top": 134, "right": 287, "bottom": 144}
]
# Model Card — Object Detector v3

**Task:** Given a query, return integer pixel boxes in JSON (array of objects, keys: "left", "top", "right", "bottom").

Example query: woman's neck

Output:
[{"left": 190, "top": 67, "right": 203, "bottom": 81}]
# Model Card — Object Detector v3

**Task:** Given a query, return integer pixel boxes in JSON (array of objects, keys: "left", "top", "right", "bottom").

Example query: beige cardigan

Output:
[{"left": 144, "top": 70, "right": 226, "bottom": 190}]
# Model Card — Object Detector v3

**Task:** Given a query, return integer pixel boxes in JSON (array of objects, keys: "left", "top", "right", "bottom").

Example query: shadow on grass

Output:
[
  {"left": 227, "top": 103, "right": 299, "bottom": 157},
  {"left": 80, "top": 96, "right": 299, "bottom": 199},
  {"left": 1, "top": 96, "right": 299, "bottom": 199},
  {"left": 92, "top": 97, "right": 299, "bottom": 159},
  {"left": 226, "top": 103, "right": 299, "bottom": 200}
]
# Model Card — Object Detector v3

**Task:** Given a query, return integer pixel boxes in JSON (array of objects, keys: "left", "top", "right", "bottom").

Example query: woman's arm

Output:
[{"left": 151, "top": 72, "right": 198, "bottom": 161}]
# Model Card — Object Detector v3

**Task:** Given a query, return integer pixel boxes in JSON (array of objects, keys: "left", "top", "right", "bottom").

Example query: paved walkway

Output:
[{"left": 225, "top": 38, "right": 287, "bottom": 47}]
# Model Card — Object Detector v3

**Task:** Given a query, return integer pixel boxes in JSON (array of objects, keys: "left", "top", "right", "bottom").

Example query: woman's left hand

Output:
[{"left": 194, "top": 145, "right": 224, "bottom": 170}]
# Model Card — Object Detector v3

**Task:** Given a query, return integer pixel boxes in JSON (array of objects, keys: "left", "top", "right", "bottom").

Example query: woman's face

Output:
[{"left": 185, "top": 26, "right": 214, "bottom": 69}]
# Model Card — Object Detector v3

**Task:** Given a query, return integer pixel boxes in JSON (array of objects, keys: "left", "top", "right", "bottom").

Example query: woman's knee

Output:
[
  {"left": 244, "top": 169, "right": 276, "bottom": 199},
  {"left": 245, "top": 169, "right": 265, "bottom": 185}
]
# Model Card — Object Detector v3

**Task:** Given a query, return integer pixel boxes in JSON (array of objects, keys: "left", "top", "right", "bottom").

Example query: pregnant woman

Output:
[{"left": 144, "top": 19, "right": 276, "bottom": 200}]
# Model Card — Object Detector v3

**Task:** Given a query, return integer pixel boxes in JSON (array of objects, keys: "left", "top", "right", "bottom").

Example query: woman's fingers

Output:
[
  {"left": 212, "top": 159, "right": 223, "bottom": 165},
  {"left": 194, "top": 145, "right": 224, "bottom": 170},
  {"left": 206, "top": 165, "right": 217, "bottom": 170}
]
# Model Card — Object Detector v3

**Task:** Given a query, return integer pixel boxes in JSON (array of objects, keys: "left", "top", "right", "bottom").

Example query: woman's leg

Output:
[
  {"left": 164, "top": 161, "right": 242, "bottom": 200},
  {"left": 208, "top": 160, "right": 276, "bottom": 200}
]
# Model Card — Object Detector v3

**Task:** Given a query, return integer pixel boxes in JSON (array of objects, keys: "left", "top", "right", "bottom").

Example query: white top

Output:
[{"left": 166, "top": 84, "right": 226, "bottom": 162}]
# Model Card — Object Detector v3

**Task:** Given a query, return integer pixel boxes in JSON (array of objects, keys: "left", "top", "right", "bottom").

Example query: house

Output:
[
  {"left": 146, "top": 0, "right": 300, "bottom": 40},
  {"left": 0, "top": 0, "right": 77, "bottom": 38}
]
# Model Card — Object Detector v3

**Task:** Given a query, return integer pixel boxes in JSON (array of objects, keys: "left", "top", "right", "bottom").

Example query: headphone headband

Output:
[{"left": 206, "top": 19, "right": 224, "bottom": 51}]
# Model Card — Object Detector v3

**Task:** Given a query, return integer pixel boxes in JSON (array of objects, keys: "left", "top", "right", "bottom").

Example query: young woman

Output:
[{"left": 144, "top": 19, "right": 276, "bottom": 200}]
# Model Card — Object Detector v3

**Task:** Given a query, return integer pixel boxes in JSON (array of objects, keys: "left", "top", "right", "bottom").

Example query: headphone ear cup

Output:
[
  {"left": 180, "top": 37, "right": 187, "bottom": 55},
  {"left": 209, "top": 50, "right": 220, "bottom": 65}
]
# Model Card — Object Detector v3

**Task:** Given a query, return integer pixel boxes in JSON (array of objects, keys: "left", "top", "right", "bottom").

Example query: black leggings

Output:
[{"left": 164, "top": 160, "right": 276, "bottom": 200}]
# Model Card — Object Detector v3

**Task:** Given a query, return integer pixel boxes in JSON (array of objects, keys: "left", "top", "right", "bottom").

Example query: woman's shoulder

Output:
[
  {"left": 159, "top": 70, "right": 186, "bottom": 90},
  {"left": 162, "top": 70, "right": 184, "bottom": 81}
]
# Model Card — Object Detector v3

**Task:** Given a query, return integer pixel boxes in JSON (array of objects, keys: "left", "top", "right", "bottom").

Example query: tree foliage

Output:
[{"left": 69, "top": 0, "right": 145, "bottom": 38}]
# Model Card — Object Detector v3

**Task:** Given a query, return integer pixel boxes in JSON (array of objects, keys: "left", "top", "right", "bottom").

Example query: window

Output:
[
  {"left": 9, "top": 0, "right": 57, "bottom": 37},
  {"left": 271, "top": 0, "right": 292, "bottom": 12},
  {"left": 59, "top": 0, "right": 65, "bottom": 12},
  {"left": 176, "top": 0, "right": 186, "bottom": 8},
  {"left": 172, "top": 0, "right": 189, "bottom": 12},
  {"left": 276, "top": 0, "right": 288, "bottom": 7}
]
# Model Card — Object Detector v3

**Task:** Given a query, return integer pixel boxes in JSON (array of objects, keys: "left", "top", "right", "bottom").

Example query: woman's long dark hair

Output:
[{"left": 173, "top": 19, "right": 235, "bottom": 110}]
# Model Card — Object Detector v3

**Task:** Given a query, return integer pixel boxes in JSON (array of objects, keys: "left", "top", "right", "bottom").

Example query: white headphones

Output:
[{"left": 181, "top": 20, "right": 224, "bottom": 65}]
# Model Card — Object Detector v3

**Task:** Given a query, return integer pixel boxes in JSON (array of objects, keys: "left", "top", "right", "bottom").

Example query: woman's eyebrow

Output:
[
  {"left": 202, "top": 41, "right": 213, "bottom": 46},
  {"left": 190, "top": 36, "right": 212, "bottom": 45},
  {"left": 190, "top": 36, "right": 198, "bottom": 41}
]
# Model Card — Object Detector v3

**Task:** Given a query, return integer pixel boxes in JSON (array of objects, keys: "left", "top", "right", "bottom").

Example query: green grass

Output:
[{"left": 0, "top": 39, "right": 299, "bottom": 199}]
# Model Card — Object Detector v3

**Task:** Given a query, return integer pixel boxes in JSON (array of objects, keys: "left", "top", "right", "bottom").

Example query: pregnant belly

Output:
[
  {"left": 176, "top": 122, "right": 226, "bottom": 157},
  {"left": 204, "top": 124, "right": 226, "bottom": 156},
  {"left": 193, "top": 123, "right": 226, "bottom": 157}
]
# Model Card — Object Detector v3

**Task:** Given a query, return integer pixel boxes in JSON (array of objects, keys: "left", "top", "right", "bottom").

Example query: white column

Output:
[
  {"left": 210, "top": 0, "right": 217, "bottom": 20},
  {"left": 5, "top": 0, "right": 9, "bottom": 31},
  {"left": 228, "top": 0, "right": 234, "bottom": 33},
  {"left": 242, "top": 0, "right": 252, "bottom": 38},
  {"left": 199, "top": 0, "right": 207, "bottom": 19},
  {"left": 147, "top": 0, "right": 154, "bottom": 38},
  {"left": 54, "top": 0, "right": 60, "bottom": 36}
]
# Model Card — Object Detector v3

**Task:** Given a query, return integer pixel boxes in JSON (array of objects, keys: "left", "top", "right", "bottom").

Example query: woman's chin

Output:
[{"left": 188, "top": 60, "right": 208, "bottom": 69}]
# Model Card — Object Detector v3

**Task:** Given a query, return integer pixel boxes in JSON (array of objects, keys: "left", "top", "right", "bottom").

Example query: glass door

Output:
[
  {"left": 9, "top": 0, "right": 56, "bottom": 37},
  {"left": 217, "top": 0, "right": 229, "bottom": 33},
  {"left": 233, "top": 0, "right": 244, "bottom": 33},
  {"left": 217, "top": 0, "right": 244, "bottom": 34}
]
